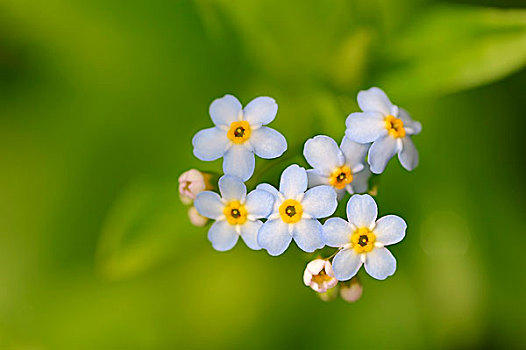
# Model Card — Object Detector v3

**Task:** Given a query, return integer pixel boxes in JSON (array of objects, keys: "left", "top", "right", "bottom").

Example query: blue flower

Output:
[
  {"left": 192, "top": 94, "right": 287, "bottom": 181},
  {"left": 303, "top": 135, "right": 371, "bottom": 200},
  {"left": 194, "top": 175, "right": 275, "bottom": 251},
  {"left": 323, "top": 194, "right": 406, "bottom": 281},
  {"left": 257, "top": 164, "right": 338, "bottom": 256},
  {"left": 345, "top": 87, "right": 422, "bottom": 174}
]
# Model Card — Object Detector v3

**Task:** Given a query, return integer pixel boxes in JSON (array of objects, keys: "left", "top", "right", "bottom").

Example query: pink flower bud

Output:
[
  {"left": 340, "top": 277, "right": 363, "bottom": 303},
  {"left": 178, "top": 169, "right": 212, "bottom": 203},
  {"left": 188, "top": 206, "right": 208, "bottom": 227},
  {"left": 303, "top": 259, "right": 338, "bottom": 293}
]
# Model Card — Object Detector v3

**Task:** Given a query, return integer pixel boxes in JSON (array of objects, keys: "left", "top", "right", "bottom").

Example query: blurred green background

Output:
[{"left": 1, "top": 0, "right": 526, "bottom": 348}]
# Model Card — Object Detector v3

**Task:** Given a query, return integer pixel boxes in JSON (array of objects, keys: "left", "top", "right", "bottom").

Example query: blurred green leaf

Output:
[
  {"left": 96, "top": 180, "right": 197, "bottom": 281},
  {"left": 378, "top": 5, "right": 526, "bottom": 98}
]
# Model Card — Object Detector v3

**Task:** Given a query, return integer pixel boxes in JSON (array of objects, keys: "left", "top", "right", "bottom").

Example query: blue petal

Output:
[
  {"left": 357, "top": 87, "right": 395, "bottom": 115},
  {"left": 346, "top": 194, "right": 378, "bottom": 229},
  {"left": 243, "top": 96, "right": 278, "bottom": 126},
  {"left": 292, "top": 219, "right": 324, "bottom": 252},
  {"left": 398, "top": 136, "right": 419, "bottom": 171},
  {"left": 345, "top": 112, "right": 386, "bottom": 144},
  {"left": 322, "top": 217, "right": 352, "bottom": 248},
  {"left": 245, "top": 190, "right": 275, "bottom": 219},
  {"left": 368, "top": 135, "right": 397, "bottom": 174},
  {"left": 223, "top": 145, "right": 255, "bottom": 182},
  {"left": 257, "top": 219, "right": 292, "bottom": 256},
  {"left": 209, "top": 94, "right": 242, "bottom": 127},
  {"left": 340, "top": 136, "right": 369, "bottom": 169},
  {"left": 240, "top": 220, "right": 262, "bottom": 250},
  {"left": 218, "top": 175, "right": 246, "bottom": 202},
  {"left": 208, "top": 220, "right": 239, "bottom": 251},
  {"left": 250, "top": 127, "right": 287, "bottom": 159},
  {"left": 279, "top": 164, "right": 307, "bottom": 199},
  {"left": 301, "top": 185, "right": 337, "bottom": 218},
  {"left": 364, "top": 247, "right": 396, "bottom": 280},
  {"left": 332, "top": 249, "right": 362, "bottom": 281},
  {"left": 350, "top": 167, "right": 371, "bottom": 194},
  {"left": 194, "top": 191, "right": 224, "bottom": 219},
  {"left": 192, "top": 127, "right": 229, "bottom": 161},
  {"left": 374, "top": 215, "right": 406, "bottom": 246},
  {"left": 303, "top": 135, "right": 344, "bottom": 175}
]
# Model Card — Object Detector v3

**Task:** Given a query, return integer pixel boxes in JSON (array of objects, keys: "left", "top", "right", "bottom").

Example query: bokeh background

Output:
[{"left": 1, "top": 0, "right": 526, "bottom": 348}]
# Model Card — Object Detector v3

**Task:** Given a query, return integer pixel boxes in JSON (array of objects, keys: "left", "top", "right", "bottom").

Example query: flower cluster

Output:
[{"left": 182, "top": 88, "right": 421, "bottom": 302}]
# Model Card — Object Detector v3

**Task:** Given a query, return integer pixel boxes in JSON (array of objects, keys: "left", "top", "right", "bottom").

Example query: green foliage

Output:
[
  {"left": 378, "top": 6, "right": 526, "bottom": 97},
  {"left": 1, "top": 0, "right": 526, "bottom": 348}
]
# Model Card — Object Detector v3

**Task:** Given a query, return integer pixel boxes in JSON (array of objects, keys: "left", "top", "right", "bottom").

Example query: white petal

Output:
[
  {"left": 374, "top": 215, "right": 406, "bottom": 245},
  {"left": 192, "top": 127, "right": 229, "bottom": 161},
  {"left": 292, "top": 219, "right": 324, "bottom": 253},
  {"left": 322, "top": 217, "right": 352, "bottom": 247},
  {"left": 245, "top": 189, "right": 275, "bottom": 218},
  {"left": 332, "top": 249, "right": 363, "bottom": 281},
  {"left": 240, "top": 220, "right": 262, "bottom": 250},
  {"left": 279, "top": 164, "right": 308, "bottom": 199},
  {"left": 346, "top": 194, "right": 377, "bottom": 229},
  {"left": 349, "top": 167, "right": 371, "bottom": 194},
  {"left": 364, "top": 247, "right": 397, "bottom": 280},
  {"left": 207, "top": 220, "right": 239, "bottom": 251},
  {"left": 209, "top": 94, "right": 242, "bottom": 126},
  {"left": 306, "top": 169, "right": 330, "bottom": 188},
  {"left": 306, "top": 259, "right": 326, "bottom": 275},
  {"left": 368, "top": 135, "right": 397, "bottom": 174},
  {"left": 398, "top": 108, "right": 422, "bottom": 135},
  {"left": 301, "top": 185, "right": 337, "bottom": 218},
  {"left": 257, "top": 219, "right": 292, "bottom": 256},
  {"left": 398, "top": 137, "right": 419, "bottom": 171},
  {"left": 223, "top": 145, "right": 255, "bottom": 182},
  {"left": 345, "top": 112, "right": 387, "bottom": 143},
  {"left": 218, "top": 175, "right": 246, "bottom": 202},
  {"left": 194, "top": 191, "right": 224, "bottom": 219},
  {"left": 243, "top": 96, "right": 278, "bottom": 126},
  {"left": 340, "top": 136, "right": 369, "bottom": 169},
  {"left": 357, "top": 87, "right": 394, "bottom": 115},
  {"left": 303, "top": 135, "right": 344, "bottom": 174},
  {"left": 249, "top": 127, "right": 287, "bottom": 159}
]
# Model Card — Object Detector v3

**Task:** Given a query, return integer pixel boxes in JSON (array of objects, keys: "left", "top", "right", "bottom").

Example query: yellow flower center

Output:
[
  {"left": 223, "top": 201, "right": 247, "bottom": 225},
  {"left": 384, "top": 115, "right": 405, "bottom": 138},
  {"left": 311, "top": 269, "right": 334, "bottom": 285},
  {"left": 351, "top": 227, "right": 376, "bottom": 253},
  {"left": 279, "top": 199, "right": 303, "bottom": 224},
  {"left": 227, "top": 121, "right": 251, "bottom": 144},
  {"left": 329, "top": 165, "right": 353, "bottom": 190}
]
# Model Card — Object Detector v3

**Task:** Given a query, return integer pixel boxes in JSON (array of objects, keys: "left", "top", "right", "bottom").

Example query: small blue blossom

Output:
[
  {"left": 257, "top": 164, "right": 338, "bottom": 256},
  {"left": 323, "top": 194, "right": 406, "bottom": 281},
  {"left": 345, "top": 87, "right": 422, "bottom": 174},
  {"left": 192, "top": 94, "right": 287, "bottom": 181},
  {"left": 194, "top": 175, "right": 275, "bottom": 251},
  {"left": 303, "top": 135, "right": 371, "bottom": 200}
]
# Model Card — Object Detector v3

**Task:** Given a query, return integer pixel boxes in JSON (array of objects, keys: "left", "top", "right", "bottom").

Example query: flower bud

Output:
[
  {"left": 188, "top": 206, "right": 208, "bottom": 227},
  {"left": 340, "top": 277, "right": 363, "bottom": 303},
  {"left": 303, "top": 259, "right": 338, "bottom": 293},
  {"left": 178, "top": 169, "right": 212, "bottom": 204}
]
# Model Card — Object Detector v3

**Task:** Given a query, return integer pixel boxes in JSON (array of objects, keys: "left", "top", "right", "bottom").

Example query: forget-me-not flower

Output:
[
  {"left": 304, "top": 135, "right": 371, "bottom": 200},
  {"left": 194, "top": 175, "right": 275, "bottom": 251},
  {"left": 345, "top": 87, "right": 421, "bottom": 174},
  {"left": 192, "top": 94, "right": 287, "bottom": 181},
  {"left": 323, "top": 194, "right": 406, "bottom": 280},
  {"left": 257, "top": 164, "right": 337, "bottom": 256}
]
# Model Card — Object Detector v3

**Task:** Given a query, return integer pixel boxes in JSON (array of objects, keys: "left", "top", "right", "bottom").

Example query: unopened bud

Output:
[
  {"left": 178, "top": 169, "right": 213, "bottom": 204},
  {"left": 340, "top": 277, "right": 363, "bottom": 303},
  {"left": 303, "top": 259, "right": 338, "bottom": 293},
  {"left": 188, "top": 206, "right": 208, "bottom": 227}
]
